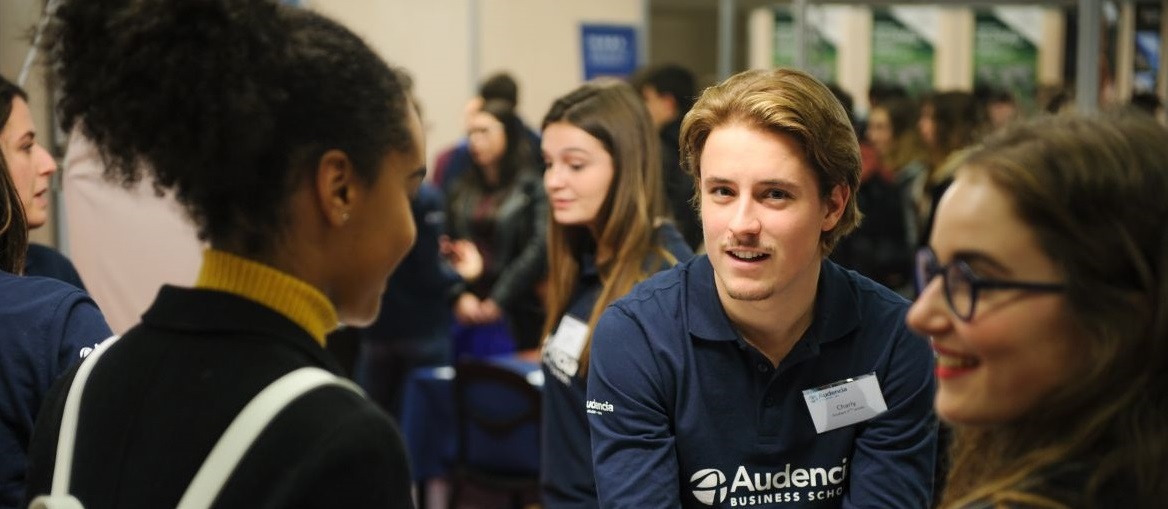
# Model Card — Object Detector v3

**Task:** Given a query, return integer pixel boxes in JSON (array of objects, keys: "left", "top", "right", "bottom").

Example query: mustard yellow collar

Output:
[{"left": 195, "top": 249, "right": 337, "bottom": 346}]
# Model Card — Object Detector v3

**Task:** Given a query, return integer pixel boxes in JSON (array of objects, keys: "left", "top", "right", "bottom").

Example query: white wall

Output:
[
  {"left": 311, "top": 0, "right": 474, "bottom": 173},
  {"left": 316, "top": 0, "right": 644, "bottom": 171},
  {"left": 479, "top": 0, "right": 643, "bottom": 131},
  {"left": 652, "top": 3, "right": 721, "bottom": 88},
  {"left": 5, "top": 0, "right": 648, "bottom": 246}
]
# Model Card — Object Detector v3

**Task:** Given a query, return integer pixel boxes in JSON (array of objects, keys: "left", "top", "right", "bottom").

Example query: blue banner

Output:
[{"left": 581, "top": 24, "right": 639, "bottom": 80}]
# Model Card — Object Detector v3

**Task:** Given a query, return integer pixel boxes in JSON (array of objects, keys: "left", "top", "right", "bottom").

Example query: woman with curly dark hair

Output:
[{"left": 23, "top": 1, "right": 424, "bottom": 507}]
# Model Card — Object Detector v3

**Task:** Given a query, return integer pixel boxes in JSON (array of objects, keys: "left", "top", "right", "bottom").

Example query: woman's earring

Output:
[{"left": 341, "top": 211, "right": 350, "bottom": 223}]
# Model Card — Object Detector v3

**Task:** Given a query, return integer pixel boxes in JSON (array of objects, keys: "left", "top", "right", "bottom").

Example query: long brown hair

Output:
[
  {"left": 0, "top": 153, "right": 28, "bottom": 273},
  {"left": 940, "top": 113, "right": 1168, "bottom": 508},
  {"left": 540, "top": 78, "right": 675, "bottom": 375}
]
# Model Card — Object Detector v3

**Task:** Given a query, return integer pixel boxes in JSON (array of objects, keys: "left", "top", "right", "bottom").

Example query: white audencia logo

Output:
[
  {"left": 690, "top": 468, "right": 728, "bottom": 505},
  {"left": 585, "top": 399, "right": 614, "bottom": 415},
  {"left": 689, "top": 458, "right": 849, "bottom": 507}
]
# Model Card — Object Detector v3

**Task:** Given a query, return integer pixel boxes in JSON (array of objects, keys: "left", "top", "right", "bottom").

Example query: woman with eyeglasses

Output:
[{"left": 907, "top": 112, "right": 1168, "bottom": 508}]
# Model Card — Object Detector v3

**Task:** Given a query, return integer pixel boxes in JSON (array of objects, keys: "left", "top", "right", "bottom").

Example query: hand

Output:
[
  {"left": 453, "top": 293, "right": 483, "bottom": 325},
  {"left": 441, "top": 237, "right": 484, "bottom": 283},
  {"left": 478, "top": 299, "right": 502, "bottom": 323}
]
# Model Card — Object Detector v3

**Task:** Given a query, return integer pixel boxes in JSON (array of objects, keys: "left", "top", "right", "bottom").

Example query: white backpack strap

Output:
[
  {"left": 175, "top": 367, "right": 364, "bottom": 509},
  {"left": 27, "top": 334, "right": 121, "bottom": 509}
]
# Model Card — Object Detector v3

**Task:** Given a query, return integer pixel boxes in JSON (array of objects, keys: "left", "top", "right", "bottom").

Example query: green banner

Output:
[
  {"left": 974, "top": 10, "right": 1038, "bottom": 111},
  {"left": 871, "top": 8, "right": 934, "bottom": 97},
  {"left": 773, "top": 8, "right": 837, "bottom": 83}
]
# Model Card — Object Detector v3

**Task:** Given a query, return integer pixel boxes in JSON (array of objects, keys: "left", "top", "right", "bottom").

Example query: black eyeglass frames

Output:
[{"left": 914, "top": 247, "right": 1067, "bottom": 321}]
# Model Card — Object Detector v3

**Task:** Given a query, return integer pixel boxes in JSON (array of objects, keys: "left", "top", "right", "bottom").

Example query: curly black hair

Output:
[{"left": 45, "top": 0, "right": 415, "bottom": 256}]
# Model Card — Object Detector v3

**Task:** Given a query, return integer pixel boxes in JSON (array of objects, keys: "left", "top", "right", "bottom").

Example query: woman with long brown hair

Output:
[
  {"left": 539, "top": 78, "right": 692, "bottom": 507},
  {"left": 909, "top": 112, "right": 1168, "bottom": 508},
  {"left": 0, "top": 135, "right": 111, "bottom": 508}
]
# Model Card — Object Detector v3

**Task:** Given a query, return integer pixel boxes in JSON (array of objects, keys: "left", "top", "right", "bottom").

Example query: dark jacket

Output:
[
  {"left": 447, "top": 169, "right": 548, "bottom": 349},
  {"left": 23, "top": 287, "right": 414, "bottom": 509}
]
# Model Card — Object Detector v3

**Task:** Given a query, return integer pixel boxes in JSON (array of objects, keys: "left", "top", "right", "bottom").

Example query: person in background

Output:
[
  {"left": 446, "top": 99, "right": 548, "bottom": 358},
  {"left": 1, "top": 147, "right": 111, "bottom": 508},
  {"left": 435, "top": 72, "right": 542, "bottom": 194},
  {"left": 539, "top": 78, "right": 693, "bottom": 508},
  {"left": 587, "top": 68, "right": 936, "bottom": 508},
  {"left": 631, "top": 63, "right": 702, "bottom": 250},
  {"left": 828, "top": 84, "right": 915, "bottom": 294},
  {"left": 835, "top": 96, "right": 927, "bottom": 294},
  {"left": 867, "top": 81, "right": 910, "bottom": 113},
  {"left": 916, "top": 91, "right": 984, "bottom": 248},
  {"left": 909, "top": 112, "right": 1168, "bottom": 508},
  {"left": 976, "top": 86, "right": 1019, "bottom": 133},
  {"left": 0, "top": 75, "right": 85, "bottom": 290},
  {"left": 24, "top": 0, "right": 424, "bottom": 506}
]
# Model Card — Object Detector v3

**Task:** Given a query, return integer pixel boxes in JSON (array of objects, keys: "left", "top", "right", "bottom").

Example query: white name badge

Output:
[
  {"left": 543, "top": 315, "right": 589, "bottom": 380},
  {"left": 802, "top": 373, "right": 888, "bottom": 434}
]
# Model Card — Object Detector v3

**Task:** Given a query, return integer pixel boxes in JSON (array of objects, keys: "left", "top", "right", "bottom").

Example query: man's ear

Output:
[
  {"left": 821, "top": 183, "right": 849, "bottom": 232},
  {"left": 315, "top": 149, "right": 357, "bottom": 227}
]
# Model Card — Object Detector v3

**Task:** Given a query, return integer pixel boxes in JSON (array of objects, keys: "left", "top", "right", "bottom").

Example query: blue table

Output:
[{"left": 399, "top": 356, "right": 544, "bottom": 482}]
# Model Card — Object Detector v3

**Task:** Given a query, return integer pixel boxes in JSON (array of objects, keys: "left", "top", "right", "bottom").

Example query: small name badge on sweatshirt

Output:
[
  {"left": 544, "top": 315, "right": 589, "bottom": 380},
  {"left": 802, "top": 372, "right": 888, "bottom": 434}
]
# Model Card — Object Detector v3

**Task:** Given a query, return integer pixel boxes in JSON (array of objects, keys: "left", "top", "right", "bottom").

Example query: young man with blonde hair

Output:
[{"left": 587, "top": 68, "right": 937, "bottom": 508}]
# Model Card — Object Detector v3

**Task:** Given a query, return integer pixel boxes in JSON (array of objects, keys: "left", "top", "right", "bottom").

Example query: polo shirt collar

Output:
[{"left": 686, "top": 256, "right": 860, "bottom": 348}]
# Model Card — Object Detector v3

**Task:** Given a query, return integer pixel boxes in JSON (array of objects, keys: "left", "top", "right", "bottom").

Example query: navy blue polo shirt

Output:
[
  {"left": 541, "top": 224, "right": 693, "bottom": 508},
  {"left": 25, "top": 244, "right": 86, "bottom": 291},
  {"left": 1, "top": 271, "right": 111, "bottom": 507},
  {"left": 587, "top": 256, "right": 936, "bottom": 508}
]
